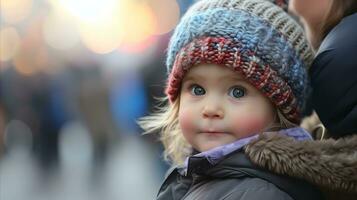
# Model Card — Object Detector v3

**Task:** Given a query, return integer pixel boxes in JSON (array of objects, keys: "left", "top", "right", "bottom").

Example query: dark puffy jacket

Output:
[
  {"left": 157, "top": 150, "right": 323, "bottom": 200},
  {"left": 245, "top": 132, "right": 357, "bottom": 200},
  {"left": 309, "top": 13, "right": 357, "bottom": 138}
]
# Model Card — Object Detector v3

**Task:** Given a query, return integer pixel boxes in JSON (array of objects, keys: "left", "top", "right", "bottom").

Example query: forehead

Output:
[{"left": 183, "top": 64, "right": 243, "bottom": 81}]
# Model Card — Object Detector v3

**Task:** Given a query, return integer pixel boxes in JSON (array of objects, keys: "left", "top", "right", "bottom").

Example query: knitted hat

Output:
[{"left": 165, "top": 0, "right": 314, "bottom": 123}]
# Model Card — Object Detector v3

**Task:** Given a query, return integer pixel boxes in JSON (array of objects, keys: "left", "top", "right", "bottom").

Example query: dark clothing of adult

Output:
[{"left": 309, "top": 13, "right": 357, "bottom": 138}]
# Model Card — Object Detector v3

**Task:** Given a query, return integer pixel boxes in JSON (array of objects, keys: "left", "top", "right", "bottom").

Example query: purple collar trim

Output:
[{"left": 183, "top": 127, "right": 312, "bottom": 173}]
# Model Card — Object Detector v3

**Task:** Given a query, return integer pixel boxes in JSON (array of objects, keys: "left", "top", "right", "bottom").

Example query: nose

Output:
[{"left": 202, "top": 98, "right": 224, "bottom": 119}]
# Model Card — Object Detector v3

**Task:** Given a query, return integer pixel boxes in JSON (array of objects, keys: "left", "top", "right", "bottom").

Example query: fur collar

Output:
[{"left": 244, "top": 133, "right": 357, "bottom": 193}]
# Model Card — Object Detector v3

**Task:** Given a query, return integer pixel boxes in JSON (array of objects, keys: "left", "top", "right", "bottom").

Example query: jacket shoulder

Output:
[
  {"left": 222, "top": 177, "right": 294, "bottom": 200},
  {"left": 213, "top": 150, "right": 324, "bottom": 200},
  {"left": 180, "top": 176, "right": 293, "bottom": 200}
]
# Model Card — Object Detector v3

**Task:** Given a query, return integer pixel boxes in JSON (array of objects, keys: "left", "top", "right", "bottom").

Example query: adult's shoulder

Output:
[
  {"left": 309, "top": 13, "right": 357, "bottom": 137},
  {"left": 308, "top": 12, "right": 357, "bottom": 80},
  {"left": 317, "top": 12, "right": 357, "bottom": 54}
]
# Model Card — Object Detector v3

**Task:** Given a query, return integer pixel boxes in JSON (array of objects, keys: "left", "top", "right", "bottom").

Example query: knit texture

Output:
[{"left": 166, "top": 0, "right": 314, "bottom": 123}]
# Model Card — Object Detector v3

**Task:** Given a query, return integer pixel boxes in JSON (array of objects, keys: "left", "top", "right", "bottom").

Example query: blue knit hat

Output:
[{"left": 166, "top": 0, "right": 314, "bottom": 123}]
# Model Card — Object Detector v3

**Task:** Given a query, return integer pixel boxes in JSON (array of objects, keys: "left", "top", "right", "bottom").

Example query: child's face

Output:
[{"left": 179, "top": 64, "right": 275, "bottom": 152}]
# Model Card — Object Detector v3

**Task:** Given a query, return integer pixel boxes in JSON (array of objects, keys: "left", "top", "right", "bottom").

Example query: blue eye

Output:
[
  {"left": 229, "top": 86, "right": 245, "bottom": 98},
  {"left": 191, "top": 85, "right": 205, "bottom": 96}
]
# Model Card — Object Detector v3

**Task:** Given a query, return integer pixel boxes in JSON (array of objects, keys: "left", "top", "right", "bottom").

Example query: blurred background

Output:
[{"left": 0, "top": 0, "right": 195, "bottom": 199}]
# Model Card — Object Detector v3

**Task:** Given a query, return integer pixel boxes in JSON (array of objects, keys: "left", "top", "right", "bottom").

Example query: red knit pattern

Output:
[{"left": 166, "top": 37, "right": 300, "bottom": 123}]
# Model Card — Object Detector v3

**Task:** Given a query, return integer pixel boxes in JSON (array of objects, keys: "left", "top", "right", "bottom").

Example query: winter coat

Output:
[
  {"left": 245, "top": 132, "right": 357, "bottom": 200},
  {"left": 309, "top": 13, "right": 357, "bottom": 138},
  {"left": 157, "top": 148, "right": 323, "bottom": 200}
]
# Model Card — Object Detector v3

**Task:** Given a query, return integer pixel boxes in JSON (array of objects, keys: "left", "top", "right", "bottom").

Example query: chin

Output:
[{"left": 197, "top": 142, "right": 228, "bottom": 152}]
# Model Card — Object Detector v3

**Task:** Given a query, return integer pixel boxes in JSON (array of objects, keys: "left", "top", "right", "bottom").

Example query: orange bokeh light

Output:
[
  {"left": 0, "top": 27, "right": 21, "bottom": 62},
  {"left": 1, "top": 0, "right": 33, "bottom": 24}
]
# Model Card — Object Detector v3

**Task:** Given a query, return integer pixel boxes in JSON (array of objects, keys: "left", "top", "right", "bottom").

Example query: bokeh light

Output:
[
  {"left": 0, "top": 0, "right": 33, "bottom": 24},
  {"left": 119, "top": 36, "right": 158, "bottom": 54},
  {"left": 49, "top": 0, "right": 124, "bottom": 54},
  {"left": 53, "top": 0, "right": 118, "bottom": 24},
  {"left": 118, "top": 2, "right": 157, "bottom": 47},
  {"left": 47, "top": 0, "right": 174, "bottom": 54},
  {"left": 0, "top": 27, "right": 21, "bottom": 62},
  {"left": 13, "top": 20, "right": 50, "bottom": 75},
  {"left": 149, "top": 0, "right": 180, "bottom": 35},
  {"left": 43, "top": 11, "right": 80, "bottom": 51},
  {"left": 77, "top": 18, "right": 124, "bottom": 54}
]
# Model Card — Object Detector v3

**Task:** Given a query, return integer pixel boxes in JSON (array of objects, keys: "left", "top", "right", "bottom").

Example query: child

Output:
[{"left": 140, "top": 0, "right": 323, "bottom": 199}]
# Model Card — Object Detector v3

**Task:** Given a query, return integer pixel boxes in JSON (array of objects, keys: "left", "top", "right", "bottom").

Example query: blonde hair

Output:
[{"left": 139, "top": 97, "right": 297, "bottom": 166}]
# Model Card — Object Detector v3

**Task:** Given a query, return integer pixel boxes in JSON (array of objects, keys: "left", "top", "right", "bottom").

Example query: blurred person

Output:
[
  {"left": 289, "top": 0, "right": 357, "bottom": 50},
  {"left": 0, "top": 74, "right": 3, "bottom": 149},
  {"left": 0, "top": 100, "right": 5, "bottom": 157},
  {"left": 0, "top": 119, "right": 41, "bottom": 200},
  {"left": 110, "top": 69, "right": 148, "bottom": 135},
  {"left": 288, "top": 0, "right": 331, "bottom": 49},
  {"left": 141, "top": 53, "right": 171, "bottom": 176},
  {"left": 76, "top": 66, "right": 118, "bottom": 179},
  {"left": 289, "top": 0, "right": 357, "bottom": 138},
  {"left": 140, "top": 0, "right": 325, "bottom": 199},
  {"left": 0, "top": 67, "right": 62, "bottom": 171},
  {"left": 243, "top": 1, "right": 357, "bottom": 199},
  {"left": 35, "top": 78, "right": 65, "bottom": 172}
]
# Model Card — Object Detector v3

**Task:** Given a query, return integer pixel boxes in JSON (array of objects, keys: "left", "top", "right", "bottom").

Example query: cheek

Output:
[
  {"left": 236, "top": 116, "right": 267, "bottom": 134},
  {"left": 178, "top": 106, "right": 196, "bottom": 134},
  {"left": 231, "top": 108, "right": 272, "bottom": 135}
]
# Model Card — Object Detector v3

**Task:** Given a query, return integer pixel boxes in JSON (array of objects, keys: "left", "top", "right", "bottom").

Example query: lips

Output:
[
  {"left": 199, "top": 131, "right": 228, "bottom": 139},
  {"left": 200, "top": 131, "right": 227, "bottom": 135}
]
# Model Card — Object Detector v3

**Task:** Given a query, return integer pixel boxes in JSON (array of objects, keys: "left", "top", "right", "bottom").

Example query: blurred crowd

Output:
[{"left": 0, "top": 0, "right": 195, "bottom": 199}]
